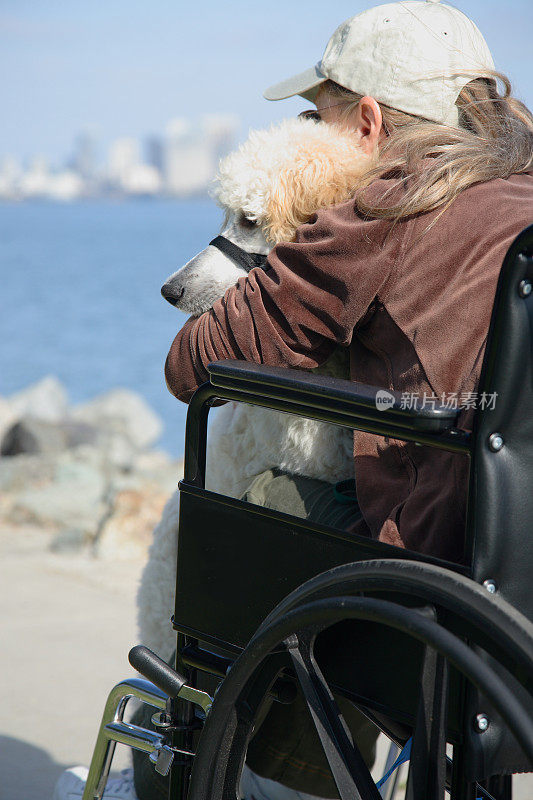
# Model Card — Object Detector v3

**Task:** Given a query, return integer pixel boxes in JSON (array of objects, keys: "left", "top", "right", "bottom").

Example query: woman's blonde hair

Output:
[{"left": 324, "top": 72, "right": 533, "bottom": 226}]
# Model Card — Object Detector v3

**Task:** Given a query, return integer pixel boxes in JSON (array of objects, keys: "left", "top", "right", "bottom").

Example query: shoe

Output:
[
  {"left": 53, "top": 766, "right": 139, "bottom": 799},
  {"left": 240, "top": 765, "right": 331, "bottom": 800}
]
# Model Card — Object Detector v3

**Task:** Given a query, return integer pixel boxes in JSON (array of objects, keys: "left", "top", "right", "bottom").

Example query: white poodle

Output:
[{"left": 138, "top": 117, "right": 372, "bottom": 660}]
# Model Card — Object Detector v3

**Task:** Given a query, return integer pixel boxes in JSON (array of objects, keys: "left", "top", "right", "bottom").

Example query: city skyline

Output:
[
  {"left": 2, "top": 1, "right": 532, "bottom": 167},
  {"left": 0, "top": 113, "right": 239, "bottom": 201}
]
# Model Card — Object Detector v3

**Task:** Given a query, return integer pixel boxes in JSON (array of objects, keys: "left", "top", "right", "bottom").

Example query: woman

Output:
[
  {"left": 54, "top": 2, "right": 533, "bottom": 799},
  {"left": 165, "top": 14, "right": 533, "bottom": 567}
]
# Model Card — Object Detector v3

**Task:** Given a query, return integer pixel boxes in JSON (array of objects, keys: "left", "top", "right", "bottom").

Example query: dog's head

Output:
[{"left": 161, "top": 117, "right": 372, "bottom": 315}]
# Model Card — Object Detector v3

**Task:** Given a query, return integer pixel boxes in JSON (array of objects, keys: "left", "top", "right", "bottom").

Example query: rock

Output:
[
  {"left": 134, "top": 450, "right": 172, "bottom": 472},
  {"left": 0, "top": 451, "right": 57, "bottom": 494},
  {"left": 0, "top": 379, "right": 178, "bottom": 560},
  {"left": 8, "top": 376, "right": 68, "bottom": 422},
  {"left": 5, "top": 453, "right": 106, "bottom": 535},
  {"left": 129, "top": 453, "right": 182, "bottom": 495},
  {"left": 1, "top": 418, "right": 66, "bottom": 456},
  {"left": 95, "top": 482, "right": 172, "bottom": 561},
  {"left": 0, "top": 397, "right": 16, "bottom": 444},
  {"left": 72, "top": 389, "right": 162, "bottom": 450},
  {"left": 49, "top": 528, "right": 88, "bottom": 554},
  {"left": 94, "top": 428, "right": 138, "bottom": 471},
  {"left": 1, "top": 416, "right": 98, "bottom": 457}
]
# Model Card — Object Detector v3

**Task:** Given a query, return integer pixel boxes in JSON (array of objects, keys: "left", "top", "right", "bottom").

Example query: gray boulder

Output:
[
  {"left": 6, "top": 451, "right": 106, "bottom": 535},
  {"left": 71, "top": 388, "right": 162, "bottom": 450},
  {"left": 0, "top": 397, "right": 16, "bottom": 444},
  {"left": 0, "top": 451, "right": 57, "bottom": 494},
  {"left": 0, "top": 378, "right": 176, "bottom": 557},
  {"left": 7, "top": 376, "right": 68, "bottom": 422},
  {"left": 1, "top": 416, "right": 98, "bottom": 457}
]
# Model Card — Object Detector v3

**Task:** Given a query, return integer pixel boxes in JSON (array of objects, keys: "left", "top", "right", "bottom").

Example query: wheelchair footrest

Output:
[
  {"left": 104, "top": 720, "right": 194, "bottom": 763},
  {"left": 81, "top": 675, "right": 190, "bottom": 800}
]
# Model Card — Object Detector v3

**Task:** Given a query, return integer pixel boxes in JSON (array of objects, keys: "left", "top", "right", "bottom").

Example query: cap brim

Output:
[{"left": 263, "top": 64, "right": 326, "bottom": 102}]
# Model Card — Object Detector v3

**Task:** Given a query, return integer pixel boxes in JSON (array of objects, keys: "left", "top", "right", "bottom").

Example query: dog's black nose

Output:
[{"left": 161, "top": 282, "right": 185, "bottom": 305}]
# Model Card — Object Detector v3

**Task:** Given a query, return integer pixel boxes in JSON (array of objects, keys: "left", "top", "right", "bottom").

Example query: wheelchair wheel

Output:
[{"left": 187, "top": 560, "right": 533, "bottom": 800}]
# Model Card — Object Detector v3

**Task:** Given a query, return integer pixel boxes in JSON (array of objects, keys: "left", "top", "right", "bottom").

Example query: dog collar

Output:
[{"left": 209, "top": 236, "right": 269, "bottom": 273}]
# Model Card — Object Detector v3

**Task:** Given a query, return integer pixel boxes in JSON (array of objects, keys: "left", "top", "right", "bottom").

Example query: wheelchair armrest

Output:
[{"left": 207, "top": 360, "right": 459, "bottom": 435}]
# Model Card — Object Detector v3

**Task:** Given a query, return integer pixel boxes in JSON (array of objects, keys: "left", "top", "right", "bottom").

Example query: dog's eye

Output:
[{"left": 240, "top": 214, "right": 257, "bottom": 228}]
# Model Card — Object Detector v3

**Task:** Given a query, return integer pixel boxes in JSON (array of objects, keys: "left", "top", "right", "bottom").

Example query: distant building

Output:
[
  {"left": 107, "top": 137, "right": 162, "bottom": 196},
  {"left": 108, "top": 138, "right": 141, "bottom": 187},
  {"left": 71, "top": 131, "right": 98, "bottom": 181},
  {"left": 202, "top": 113, "right": 239, "bottom": 165},
  {"left": 162, "top": 115, "right": 238, "bottom": 196},
  {"left": 163, "top": 119, "right": 210, "bottom": 196},
  {"left": 47, "top": 170, "right": 84, "bottom": 201},
  {"left": 0, "top": 156, "right": 22, "bottom": 199},
  {"left": 17, "top": 156, "right": 51, "bottom": 198},
  {"left": 13, "top": 156, "right": 84, "bottom": 201},
  {"left": 123, "top": 163, "right": 162, "bottom": 196},
  {"left": 145, "top": 136, "right": 164, "bottom": 174}
]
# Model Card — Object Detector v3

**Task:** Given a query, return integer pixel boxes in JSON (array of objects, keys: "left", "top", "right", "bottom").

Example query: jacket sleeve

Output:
[{"left": 165, "top": 200, "right": 405, "bottom": 403}]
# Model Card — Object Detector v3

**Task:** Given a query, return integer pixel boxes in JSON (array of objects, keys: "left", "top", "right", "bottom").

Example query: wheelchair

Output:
[{"left": 81, "top": 225, "right": 533, "bottom": 800}]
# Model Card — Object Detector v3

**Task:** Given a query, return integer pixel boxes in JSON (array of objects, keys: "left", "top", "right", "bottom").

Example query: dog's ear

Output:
[{"left": 265, "top": 135, "right": 373, "bottom": 244}]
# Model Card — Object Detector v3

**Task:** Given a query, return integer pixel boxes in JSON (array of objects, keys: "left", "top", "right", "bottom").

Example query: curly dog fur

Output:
[{"left": 138, "top": 118, "right": 373, "bottom": 660}]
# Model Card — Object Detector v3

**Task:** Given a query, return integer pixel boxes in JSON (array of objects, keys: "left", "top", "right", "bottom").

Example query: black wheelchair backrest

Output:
[{"left": 467, "top": 224, "right": 533, "bottom": 619}]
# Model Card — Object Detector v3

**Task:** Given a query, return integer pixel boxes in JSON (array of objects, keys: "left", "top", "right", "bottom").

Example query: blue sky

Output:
[{"left": 2, "top": 0, "right": 532, "bottom": 166}]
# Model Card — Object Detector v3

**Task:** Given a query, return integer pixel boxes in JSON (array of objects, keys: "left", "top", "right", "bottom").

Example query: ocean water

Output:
[{"left": 0, "top": 199, "right": 225, "bottom": 457}]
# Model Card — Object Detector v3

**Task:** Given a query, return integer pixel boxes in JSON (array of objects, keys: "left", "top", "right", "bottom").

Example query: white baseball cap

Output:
[{"left": 263, "top": 0, "right": 495, "bottom": 127}]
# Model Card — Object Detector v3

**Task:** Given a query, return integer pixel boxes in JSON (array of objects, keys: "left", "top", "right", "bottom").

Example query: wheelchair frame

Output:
[{"left": 82, "top": 225, "right": 533, "bottom": 800}]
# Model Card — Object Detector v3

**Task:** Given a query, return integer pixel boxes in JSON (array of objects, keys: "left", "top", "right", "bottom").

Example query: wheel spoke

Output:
[
  {"left": 285, "top": 630, "right": 382, "bottom": 800},
  {"left": 479, "top": 775, "right": 512, "bottom": 800},
  {"left": 406, "top": 641, "right": 449, "bottom": 800},
  {"left": 223, "top": 653, "right": 288, "bottom": 800}
]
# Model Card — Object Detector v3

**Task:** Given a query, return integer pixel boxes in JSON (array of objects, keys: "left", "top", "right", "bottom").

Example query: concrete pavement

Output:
[
  {"left": 1, "top": 526, "right": 532, "bottom": 799},
  {"left": 0, "top": 527, "right": 143, "bottom": 800}
]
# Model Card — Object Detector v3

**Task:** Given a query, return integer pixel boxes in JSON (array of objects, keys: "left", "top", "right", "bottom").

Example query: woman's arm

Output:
[{"left": 165, "top": 200, "right": 404, "bottom": 403}]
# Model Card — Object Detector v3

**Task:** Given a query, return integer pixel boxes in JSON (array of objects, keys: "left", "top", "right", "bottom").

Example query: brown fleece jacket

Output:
[{"left": 165, "top": 172, "right": 533, "bottom": 563}]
